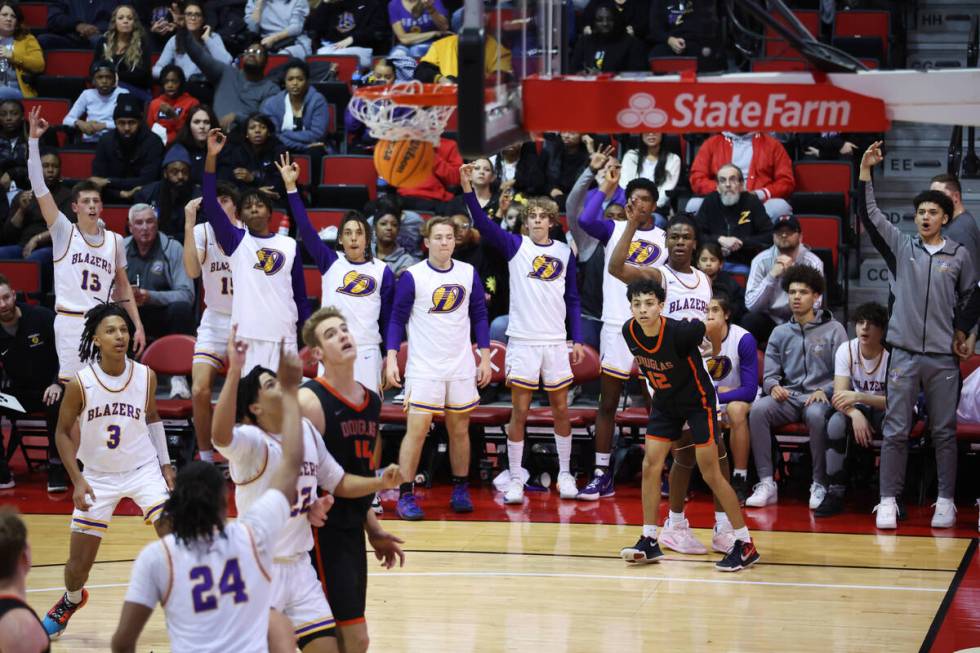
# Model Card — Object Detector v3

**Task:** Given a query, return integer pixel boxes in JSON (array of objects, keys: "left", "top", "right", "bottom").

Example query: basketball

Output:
[{"left": 373, "top": 139, "right": 434, "bottom": 188}]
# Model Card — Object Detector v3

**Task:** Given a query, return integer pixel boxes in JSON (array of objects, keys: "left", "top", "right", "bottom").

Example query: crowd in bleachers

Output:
[{"left": 0, "top": 0, "right": 977, "bottom": 531}]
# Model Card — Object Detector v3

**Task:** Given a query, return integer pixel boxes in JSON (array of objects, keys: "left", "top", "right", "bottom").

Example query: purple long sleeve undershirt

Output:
[
  {"left": 578, "top": 187, "right": 627, "bottom": 245},
  {"left": 290, "top": 251, "right": 312, "bottom": 327},
  {"left": 378, "top": 265, "right": 394, "bottom": 338},
  {"left": 288, "top": 190, "right": 338, "bottom": 274},
  {"left": 385, "top": 265, "right": 490, "bottom": 352},
  {"left": 717, "top": 332, "right": 759, "bottom": 404},
  {"left": 563, "top": 253, "right": 583, "bottom": 343},
  {"left": 464, "top": 191, "right": 521, "bottom": 259},
  {"left": 203, "top": 170, "right": 243, "bottom": 253}
]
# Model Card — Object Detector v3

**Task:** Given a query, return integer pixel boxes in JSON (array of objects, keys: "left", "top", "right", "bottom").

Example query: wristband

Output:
[{"left": 149, "top": 421, "right": 170, "bottom": 466}]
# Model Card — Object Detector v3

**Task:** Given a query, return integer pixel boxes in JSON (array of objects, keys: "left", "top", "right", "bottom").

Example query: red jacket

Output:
[
  {"left": 397, "top": 138, "right": 463, "bottom": 203},
  {"left": 146, "top": 92, "right": 199, "bottom": 145},
  {"left": 689, "top": 133, "right": 796, "bottom": 200}
]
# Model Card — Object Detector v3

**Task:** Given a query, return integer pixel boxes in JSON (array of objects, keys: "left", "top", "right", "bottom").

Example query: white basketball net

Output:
[{"left": 347, "top": 81, "right": 456, "bottom": 146}]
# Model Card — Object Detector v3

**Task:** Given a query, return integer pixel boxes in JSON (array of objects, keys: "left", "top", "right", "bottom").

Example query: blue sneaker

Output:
[
  {"left": 43, "top": 589, "right": 88, "bottom": 639},
  {"left": 576, "top": 470, "right": 615, "bottom": 501},
  {"left": 450, "top": 482, "right": 474, "bottom": 513},
  {"left": 396, "top": 493, "right": 424, "bottom": 521}
]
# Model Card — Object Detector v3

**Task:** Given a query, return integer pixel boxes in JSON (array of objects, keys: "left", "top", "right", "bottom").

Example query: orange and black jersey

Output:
[
  {"left": 303, "top": 377, "right": 381, "bottom": 529},
  {"left": 622, "top": 316, "right": 717, "bottom": 410}
]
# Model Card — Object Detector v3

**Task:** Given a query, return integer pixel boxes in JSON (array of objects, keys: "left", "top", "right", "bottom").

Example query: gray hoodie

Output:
[
  {"left": 744, "top": 243, "right": 824, "bottom": 323},
  {"left": 860, "top": 180, "right": 976, "bottom": 355},
  {"left": 763, "top": 308, "right": 847, "bottom": 396}
]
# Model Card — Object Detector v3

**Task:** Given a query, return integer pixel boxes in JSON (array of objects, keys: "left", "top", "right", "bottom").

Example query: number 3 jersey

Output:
[
  {"left": 302, "top": 378, "right": 381, "bottom": 529},
  {"left": 216, "top": 419, "right": 345, "bottom": 558},
  {"left": 622, "top": 316, "right": 718, "bottom": 412},
  {"left": 75, "top": 359, "right": 156, "bottom": 474},
  {"left": 126, "top": 490, "right": 291, "bottom": 653}
]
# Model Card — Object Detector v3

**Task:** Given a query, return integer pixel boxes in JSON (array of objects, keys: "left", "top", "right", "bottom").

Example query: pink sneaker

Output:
[
  {"left": 711, "top": 524, "right": 736, "bottom": 554},
  {"left": 659, "top": 518, "right": 708, "bottom": 554}
]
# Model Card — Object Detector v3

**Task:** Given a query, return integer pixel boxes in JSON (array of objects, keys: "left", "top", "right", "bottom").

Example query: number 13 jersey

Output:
[{"left": 52, "top": 214, "right": 125, "bottom": 313}]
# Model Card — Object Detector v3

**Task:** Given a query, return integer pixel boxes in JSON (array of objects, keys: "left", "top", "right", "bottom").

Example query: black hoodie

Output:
[{"left": 92, "top": 124, "right": 165, "bottom": 195}]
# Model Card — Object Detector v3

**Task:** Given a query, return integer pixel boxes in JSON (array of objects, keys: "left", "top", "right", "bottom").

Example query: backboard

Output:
[{"left": 457, "top": 0, "right": 564, "bottom": 158}]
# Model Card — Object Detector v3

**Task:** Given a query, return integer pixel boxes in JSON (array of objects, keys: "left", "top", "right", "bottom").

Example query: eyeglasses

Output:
[
  {"left": 184, "top": 11, "right": 203, "bottom": 17},
  {"left": 244, "top": 48, "right": 264, "bottom": 55}
]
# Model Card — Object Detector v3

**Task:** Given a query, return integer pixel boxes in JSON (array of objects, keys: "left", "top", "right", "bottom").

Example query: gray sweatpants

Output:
[
  {"left": 750, "top": 394, "right": 831, "bottom": 484},
  {"left": 879, "top": 348, "right": 960, "bottom": 499}
]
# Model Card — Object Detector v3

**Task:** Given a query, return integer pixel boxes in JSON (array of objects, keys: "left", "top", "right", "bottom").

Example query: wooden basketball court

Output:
[{"left": 20, "top": 509, "right": 974, "bottom": 652}]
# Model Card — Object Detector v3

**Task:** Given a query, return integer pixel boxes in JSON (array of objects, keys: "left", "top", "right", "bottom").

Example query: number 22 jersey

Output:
[{"left": 622, "top": 316, "right": 717, "bottom": 412}]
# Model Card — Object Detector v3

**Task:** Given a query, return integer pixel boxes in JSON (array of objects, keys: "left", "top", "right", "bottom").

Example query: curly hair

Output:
[
  {"left": 161, "top": 462, "right": 227, "bottom": 546},
  {"left": 78, "top": 303, "right": 136, "bottom": 363},
  {"left": 780, "top": 264, "right": 826, "bottom": 296}
]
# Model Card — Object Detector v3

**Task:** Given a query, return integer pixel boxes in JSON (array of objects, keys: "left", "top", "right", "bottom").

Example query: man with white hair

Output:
[
  {"left": 123, "top": 203, "right": 195, "bottom": 397},
  {"left": 695, "top": 162, "right": 774, "bottom": 275}
]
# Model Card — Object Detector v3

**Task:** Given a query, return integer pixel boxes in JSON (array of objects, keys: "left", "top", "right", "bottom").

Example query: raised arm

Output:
[
  {"left": 211, "top": 325, "right": 245, "bottom": 448},
  {"left": 266, "top": 345, "right": 304, "bottom": 504},
  {"left": 278, "top": 153, "right": 337, "bottom": 273},
  {"left": 608, "top": 210, "right": 662, "bottom": 285},
  {"left": 179, "top": 27, "right": 226, "bottom": 83},
  {"left": 858, "top": 141, "right": 903, "bottom": 258},
  {"left": 183, "top": 198, "right": 204, "bottom": 279},
  {"left": 460, "top": 164, "right": 520, "bottom": 258},
  {"left": 578, "top": 160, "right": 623, "bottom": 245},
  {"left": 27, "top": 108, "right": 61, "bottom": 228},
  {"left": 203, "top": 129, "right": 244, "bottom": 253}
]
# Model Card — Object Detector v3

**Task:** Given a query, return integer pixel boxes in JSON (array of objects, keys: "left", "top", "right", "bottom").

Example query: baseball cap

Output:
[
  {"left": 113, "top": 97, "right": 144, "bottom": 121},
  {"left": 773, "top": 214, "right": 801, "bottom": 232}
]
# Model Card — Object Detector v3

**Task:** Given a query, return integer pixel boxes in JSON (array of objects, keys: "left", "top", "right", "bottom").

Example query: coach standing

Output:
[{"left": 859, "top": 141, "right": 976, "bottom": 531}]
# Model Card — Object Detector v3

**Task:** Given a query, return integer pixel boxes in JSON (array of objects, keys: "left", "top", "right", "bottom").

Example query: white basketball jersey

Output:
[
  {"left": 76, "top": 359, "right": 155, "bottom": 473},
  {"left": 662, "top": 266, "right": 712, "bottom": 322},
  {"left": 601, "top": 221, "right": 667, "bottom": 327},
  {"left": 143, "top": 492, "right": 287, "bottom": 653},
  {"left": 405, "top": 259, "right": 477, "bottom": 381},
  {"left": 507, "top": 236, "right": 572, "bottom": 343},
  {"left": 836, "top": 338, "right": 888, "bottom": 395},
  {"left": 705, "top": 323, "right": 751, "bottom": 391},
  {"left": 322, "top": 257, "right": 387, "bottom": 346},
  {"left": 230, "top": 232, "right": 298, "bottom": 342},
  {"left": 195, "top": 223, "right": 233, "bottom": 315},
  {"left": 222, "top": 420, "right": 343, "bottom": 558},
  {"left": 53, "top": 223, "right": 122, "bottom": 313}
]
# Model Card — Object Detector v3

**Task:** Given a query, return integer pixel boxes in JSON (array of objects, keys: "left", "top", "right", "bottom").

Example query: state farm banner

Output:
[{"left": 521, "top": 75, "right": 890, "bottom": 134}]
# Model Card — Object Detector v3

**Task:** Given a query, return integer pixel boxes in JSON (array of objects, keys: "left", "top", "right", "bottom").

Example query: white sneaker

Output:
[
  {"left": 711, "top": 523, "right": 736, "bottom": 554},
  {"left": 170, "top": 375, "right": 191, "bottom": 399},
  {"left": 745, "top": 480, "right": 778, "bottom": 507},
  {"left": 503, "top": 477, "right": 524, "bottom": 504},
  {"left": 931, "top": 498, "right": 957, "bottom": 528},
  {"left": 808, "top": 483, "right": 827, "bottom": 511},
  {"left": 873, "top": 501, "right": 898, "bottom": 529},
  {"left": 556, "top": 472, "right": 578, "bottom": 499},
  {"left": 371, "top": 493, "right": 383, "bottom": 515},
  {"left": 659, "top": 518, "right": 708, "bottom": 554}
]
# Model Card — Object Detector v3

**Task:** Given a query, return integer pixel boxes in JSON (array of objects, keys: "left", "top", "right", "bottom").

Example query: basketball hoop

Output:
[{"left": 348, "top": 81, "right": 457, "bottom": 146}]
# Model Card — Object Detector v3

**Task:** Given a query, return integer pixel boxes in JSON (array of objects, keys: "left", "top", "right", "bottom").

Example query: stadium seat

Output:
[
  {"left": 6, "top": 411, "right": 50, "bottom": 472},
  {"left": 789, "top": 192, "right": 848, "bottom": 224},
  {"left": 303, "top": 265, "right": 322, "bottom": 301},
  {"left": 35, "top": 50, "right": 94, "bottom": 99},
  {"left": 101, "top": 205, "right": 130, "bottom": 235},
  {"left": 140, "top": 335, "right": 195, "bottom": 420},
  {"left": 22, "top": 97, "right": 70, "bottom": 121},
  {"left": 648, "top": 57, "right": 698, "bottom": 75},
  {"left": 750, "top": 58, "right": 810, "bottom": 72},
  {"left": 316, "top": 155, "right": 377, "bottom": 209},
  {"left": 833, "top": 10, "right": 890, "bottom": 66},
  {"left": 764, "top": 10, "right": 819, "bottom": 59},
  {"left": 292, "top": 153, "right": 312, "bottom": 187},
  {"left": 796, "top": 214, "right": 842, "bottom": 268},
  {"left": 19, "top": 2, "right": 48, "bottom": 28},
  {"left": 308, "top": 54, "right": 360, "bottom": 88},
  {"left": 307, "top": 208, "right": 347, "bottom": 231},
  {"left": 794, "top": 160, "right": 852, "bottom": 209},
  {"left": 466, "top": 341, "right": 511, "bottom": 428},
  {"left": 525, "top": 343, "right": 601, "bottom": 430},
  {"left": 263, "top": 54, "right": 290, "bottom": 75},
  {"left": 0, "top": 259, "right": 41, "bottom": 301},
  {"left": 58, "top": 149, "right": 96, "bottom": 181}
]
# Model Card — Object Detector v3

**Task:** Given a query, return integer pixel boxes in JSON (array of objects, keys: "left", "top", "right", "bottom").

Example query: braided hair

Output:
[
  {"left": 78, "top": 303, "right": 136, "bottom": 363},
  {"left": 161, "top": 462, "right": 227, "bottom": 546}
]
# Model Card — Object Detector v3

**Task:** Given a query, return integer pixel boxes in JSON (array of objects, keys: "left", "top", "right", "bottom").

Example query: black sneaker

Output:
[
  {"left": 731, "top": 474, "right": 750, "bottom": 506},
  {"left": 47, "top": 464, "right": 69, "bottom": 493},
  {"left": 716, "top": 539, "right": 760, "bottom": 572},
  {"left": 814, "top": 491, "right": 844, "bottom": 518},
  {"left": 620, "top": 536, "right": 664, "bottom": 564}
]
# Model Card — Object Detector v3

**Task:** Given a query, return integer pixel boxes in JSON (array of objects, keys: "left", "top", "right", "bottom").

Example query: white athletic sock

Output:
[
  {"left": 642, "top": 524, "right": 658, "bottom": 539},
  {"left": 199, "top": 449, "right": 214, "bottom": 463},
  {"left": 595, "top": 452, "right": 611, "bottom": 468},
  {"left": 880, "top": 496, "right": 896, "bottom": 506},
  {"left": 733, "top": 468, "right": 747, "bottom": 479},
  {"left": 714, "top": 511, "right": 730, "bottom": 529},
  {"left": 66, "top": 589, "right": 83, "bottom": 604},
  {"left": 733, "top": 526, "right": 750, "bottom": 542},
  {"left": 668, "top": 510, "right": 685, "bottom": 527},
  {"left": 507, "top": 440, "right": 524, "bottom": 479},
  {"left": 555, "top": 433, "right": 572, "bottom": 475}
]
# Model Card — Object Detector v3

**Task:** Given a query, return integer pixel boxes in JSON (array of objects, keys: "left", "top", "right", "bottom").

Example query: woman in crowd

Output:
[
  {"left": 245, "top": 0, "right": 312, "bottom": 58},
  {"left": 152, "top": 1, "right": 232, "bottom": 83},
  {"left": 168, "top": 103, "right": 218, "bottom": 181},
  {"left": 619, "top": 132, "right": 681, "bottom": 215},
  {"left": 260, "top": 59, "right": 329, "bottom": 154},
  {"left": 219, "top": 112, "right": 287, "bottom": 198},
  {"left": 490, "top": 141, "right": 545, "bottom": 197},
  {"left": 373, "top": 205, "right": 420, "bottom": 278},
  {"left": 94, "top": 5, "right": 153, "bottom": 100},
  {"left": 0, "top": 1, "right": 43, "bottom": 100},
  {"left": 388, "top": 0, "right": 449, "bottom": 75}
]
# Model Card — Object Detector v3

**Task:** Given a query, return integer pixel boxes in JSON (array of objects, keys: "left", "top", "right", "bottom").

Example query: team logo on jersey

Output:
[
  {"left": 627, "top": 240, "right": 662, "bottom": 266},
  {"left": 254, "top": 248, "right": 286, "bottom": 275},
  {"left": 528, "top": 254, "right": 564, "bottom": 281},
  {"left": 429, "top": 284, "right": 466, "bottom": 313},
  {"left": 706, "top": 356, "right": 733, "bottom": 381},
  {"left": 337, "top": 270, "right": 378, "bottom": 296}
]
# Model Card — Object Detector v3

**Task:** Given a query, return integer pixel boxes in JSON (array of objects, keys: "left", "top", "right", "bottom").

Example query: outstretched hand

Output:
[
  {"left": 459, "top": 163, "right": 474, "bottom": 193},
  {"left": 28, "top": 106, "right": 48, "bottom": 140},
  {"left": 861, "top": 140, "right": 884, "bottom": 171},
  {"left": 207, "top": 128, "right": 227, "bottom": 156},
  {"left": 277, "top": 340, "right": 304, "bottom": 391},
  {"left": 274, "top": 152, "right": 300, "bottom": 191}
]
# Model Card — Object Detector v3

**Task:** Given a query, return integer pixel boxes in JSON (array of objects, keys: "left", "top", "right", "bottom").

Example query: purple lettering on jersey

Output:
[
  {"left": 190, "top": 559, "right": 249, "bottom": 613},
  {"left": 854, "top": 380, "right": 885, "bottom": 393},
  {"left": 668, "top": 297, "right": 708, "bottom": 315},
  {"left": 209, "top": 261, "right": 230, "bottom": 273},
  {"left": 70, "top": 252, "right": 113, "bottom": 273},
  {"left": 86, "top": 402, "right": 142, "bottom": 422}
]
